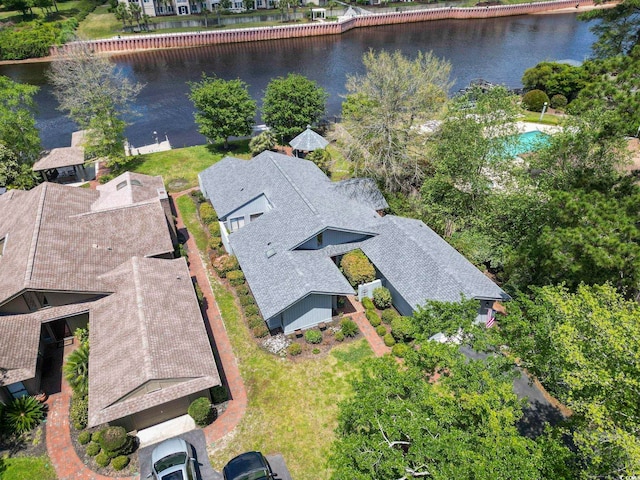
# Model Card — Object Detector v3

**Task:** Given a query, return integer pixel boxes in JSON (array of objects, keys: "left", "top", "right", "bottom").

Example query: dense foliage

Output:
[
  {"left": 340, "top": 249, "right": 375, "bottom": 287},
  {"left": 63, "top": 341, "right": 89, "bottom": 397},
  {"left": 188, "top": 397, "right": 215, "bottom": 426}
]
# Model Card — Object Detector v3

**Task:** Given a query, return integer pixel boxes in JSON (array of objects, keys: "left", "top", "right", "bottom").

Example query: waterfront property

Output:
[
  {"left": 198, "top": 151, "right": 507, "bottom": 334},
  {"left": 0, "top": 172, "right": 220, "bottom": 431}
]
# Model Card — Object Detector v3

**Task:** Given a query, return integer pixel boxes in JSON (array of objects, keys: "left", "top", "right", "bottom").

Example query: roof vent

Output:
[{"left": 265, "top": 248, "right": 276, "bottom": 259}]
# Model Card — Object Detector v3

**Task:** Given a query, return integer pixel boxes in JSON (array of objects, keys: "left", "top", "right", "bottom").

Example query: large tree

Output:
[
  {"left": 47, "top": 42, "right": 144, "bottom": 167},
  {"left": 342, "top": 50, "right": 452, "bottom": 194},
  {"left": 0, "top": 75, "right": 41, "bottom": 165},
  {"left": 262, "top": 73, "right": 327, "bottom": 141},
  {"left": 496, "top": 284, "right": 640, "bottom": 478},
  {"left": 0, "top": 143, "right": 39, "bottom": 189},
  {"left": 331, "top": 344, "right": 570, "bottom": 480},
  {"left": 189, "top": 75, "right": 256, "bottom": 149},
  {"left": 580, "top": 0, "right": 640, "bottom": 58}
]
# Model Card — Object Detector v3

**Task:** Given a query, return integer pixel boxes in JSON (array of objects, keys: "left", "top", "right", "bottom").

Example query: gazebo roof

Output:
[
  {"left": 32, "top": 147, "right": 85, "bottom": 172},
  {"left": 289, "top": 127, "right": 329, "bottom": 152}
]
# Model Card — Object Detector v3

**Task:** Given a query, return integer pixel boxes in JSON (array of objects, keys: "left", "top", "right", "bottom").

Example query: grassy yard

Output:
[
  {"left": 126, "top": 141, "right": 250, "bottom": 192},
  {"left": 521, "top": 111, "right": 564, "bottom": 125},
  {"left": 76, "top": 4, "right": 121, "bottom": 39},
  {"left": 1, "top": 455, "right": 57, "bottom": 480},
  {"left": 174, "top": 199, "right": 372, "bottom": 480},
  {"left": 176, "top": 195, "right": 209, "bottom": 252}
]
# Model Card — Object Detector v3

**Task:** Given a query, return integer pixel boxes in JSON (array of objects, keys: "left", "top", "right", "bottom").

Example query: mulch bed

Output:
[
  {"left": 0, "top": 423, "right": 47, "bottom": 458},
  {"left": 69, "top": 425, "right": 139, "bottom": 478}
]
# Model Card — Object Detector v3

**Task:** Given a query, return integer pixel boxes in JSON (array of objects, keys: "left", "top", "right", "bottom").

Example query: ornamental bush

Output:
[
  {"left": 95, "top": 452, "right": 111, "bottom": 468},
  {"left": 304, "top": 329, "right": 323, "bottom": 344},
  {"left": 366, "top": 309, "right": 381, "bottom": 327},
  {"left": 383, "top": 333, "right": 396, "bottom": 347},
  {"left": 247, "top": 315, "right": 264, "bottom": 329},
  {"left": 373, "top": 287, "right": 392, "bottom": 309},
  {"left": 252, "top": 325, "right": 269, "bottom": 338},
  {"left": 188, "top": 397, "right": 214, "bottom": 427},
  {"left": 86, "top": 442, "right": 101, "bottom": 457},
  {"left": 112, "top": 456, "right": 130, "bottom": 471},
  {"left": 376, "top": 324, "right": 387, "bottom": 336},
  {"left": 362, "top": 297, "right": 375, "bottom": 311},
  {"left": 78, "top": 431, "right": 92, "bottom": 445},
  {"left": 235, "top": 284, "right": 250, "bottom": 296},
  {"left": 392, "top": 343, "right": 410, "bottom": 358},
  {"left": 208, "top": 221, "right": 221, "bottom": 236},
  {"left": 4, "top": 396, "right": 45, "bottom": 434},
  {"left": 287, "top": 343, "right": 302, "bottom": 356},
  {"left": 340, "top": 250, "right": 375, "bottom": 287},
  {"left": 381, "top": 309, "right": 399, "bottom": 324},
  {"left": 244, "top": 304, "right": 260, "bottom": 316},
  {"left": 70, "top": 394, "right": 88, "bottom": 430},
  {"left": 227, "top": 270, "right": 245, "bottom": 286},
  {"left": 213, "top": 255, "right": 239, "bottom": 278},
  {"left": 199, "top": 203, "right": 218, "bottom": 224},
  {"left": 239, "top": 294, "right": 256, "bottom": 306},
  {"left": 391, "top": 316, "right": 415, "bottom": 343},
  {"left": 97, "top": 426, "right": 134, "bottom": 456},
  {"left": 340, "top": 318, "right": 359, "bottom": 337},
  {"left": 522, "top": 89, "right": 550, "bottom": 112},
  {"left": 334, "top": 331, "right": 345, "bottom": 342},
  {"left": 550, "top": 93, "right": 568, "bottom": 109},
  {"left": 209, "top": 236, "right": 222, "bottom": 250}
]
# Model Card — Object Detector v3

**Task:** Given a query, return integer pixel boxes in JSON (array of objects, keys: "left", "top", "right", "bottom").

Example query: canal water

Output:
[{"left": 0, "top": 12, "right": 596, "bottom": 149}]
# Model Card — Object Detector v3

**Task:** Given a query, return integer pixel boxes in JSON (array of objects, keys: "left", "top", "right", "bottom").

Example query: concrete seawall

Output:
[{"left": 52, "top": 0, "right": 594, "bottom": 55}]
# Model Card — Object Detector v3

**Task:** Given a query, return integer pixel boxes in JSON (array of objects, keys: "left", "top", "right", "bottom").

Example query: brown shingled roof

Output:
[
  {"left": 88, "top": 257, "right": 220, "bottom": 427},
  {"left": 32, "top": 147, "right": 85, "bottom": 171}
]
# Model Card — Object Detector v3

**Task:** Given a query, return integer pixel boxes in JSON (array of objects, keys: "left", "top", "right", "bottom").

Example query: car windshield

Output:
[
  {"left": 237, "top": 469, "right": 270, "bottom": 480},
  {"left": 160, "top": 472, "right": 185, "bottom": 480},
  {"left": 154, "top": 453, "right": 187, "bottom": 473}
]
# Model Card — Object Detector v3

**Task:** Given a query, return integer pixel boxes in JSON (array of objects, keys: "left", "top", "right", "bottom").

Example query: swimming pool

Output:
[{"left": 508, "top": 130, "right": 551, "bottom": 156}]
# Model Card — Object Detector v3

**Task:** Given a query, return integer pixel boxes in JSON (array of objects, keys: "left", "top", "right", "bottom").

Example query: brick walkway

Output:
[{"left": 350, "top": 311, "right": 392, "bottom": 357}]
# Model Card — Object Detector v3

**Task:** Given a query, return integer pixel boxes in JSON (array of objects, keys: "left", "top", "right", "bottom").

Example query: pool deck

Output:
[{"left": 516, "top": 121, "right": 562, "bottom": 135}]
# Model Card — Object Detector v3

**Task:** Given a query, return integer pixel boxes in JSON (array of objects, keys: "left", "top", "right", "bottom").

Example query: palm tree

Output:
[
  {"left": 129, "top": 3, "right": 143, "bottom": 31},
  {"left": 114, "top": 3, "right": 130, "bottom": 30},
  {"left": 63, "top": 342, "right": 89, "bottom": 397}
]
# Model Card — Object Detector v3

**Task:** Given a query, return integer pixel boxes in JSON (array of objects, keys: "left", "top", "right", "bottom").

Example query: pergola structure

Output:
[{"left": 32, "top": 147, "right": 89, "bottom": 184}]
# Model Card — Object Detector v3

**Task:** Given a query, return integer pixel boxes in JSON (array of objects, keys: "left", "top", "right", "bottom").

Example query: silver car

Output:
[{"left": 148, "top": 438, "right": 197, "bottom": 480}]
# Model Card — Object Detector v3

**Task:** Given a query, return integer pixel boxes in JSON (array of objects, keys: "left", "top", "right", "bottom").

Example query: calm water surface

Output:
[{"left": 0, "top": 12, "right": 596, "bottom": 149}]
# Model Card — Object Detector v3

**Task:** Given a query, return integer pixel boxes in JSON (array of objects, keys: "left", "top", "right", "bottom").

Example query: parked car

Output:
[
  {"left": 148, "top": 438, "right": 197, "bottom": 480},
  {"left": 223, "top": 451, "right": 274, "bottom": 480}
]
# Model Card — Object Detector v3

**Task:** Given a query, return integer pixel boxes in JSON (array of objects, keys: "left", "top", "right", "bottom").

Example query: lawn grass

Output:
[
  {"left": 1, "top": 0, "right": 96, "bottom": 23},
  {"left": 126, "top": 140, "right": 250, "bottom": 192},
  {"left": 1, "top": 455, "right": 57, "bottom": 480},
  {"left": 174, "top": 199, "right": 373, "bottom": 480},
  {"left": 327, "top": 144, "right": 351, "bottom": 181},
  {"left": 521, "top": 111, "right": 563, "bottom": 125},
  {"left": 176, "top": 195, "right": 208, "bottom": 252},
  {"left": 76, "top": 4, "right": 121, "bottom": 39}
]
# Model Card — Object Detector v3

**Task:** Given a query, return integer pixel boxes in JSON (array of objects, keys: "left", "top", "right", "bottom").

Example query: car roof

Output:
[
  {"left": 151, "top": 438, "right": 189, "bottom": 465},
  {"left": 223, "top": 451, "right": 268, "bottom": 479}
]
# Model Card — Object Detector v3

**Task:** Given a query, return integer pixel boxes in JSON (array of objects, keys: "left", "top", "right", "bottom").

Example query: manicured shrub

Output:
[
  {"left": 366, "top": 309, "right": 381, "bottom": 327},
  {"left": 340, "top": 250, "right": 375, "bottom": 287},
  {"left": 239, "top": 294, "right": 256, "bottom": 306},
  {"left": 244, "top": 304, "right": 260, "bottom": 316},
  {"left": 78, "top": 431, "right": 92, "bottom": 445},
  {"left": 209, "top": 236, "right": 222, "bottom": 250},
  {"left": 340, "top": 318, "right": 359, "bottom": 337},
  {"left": 227, "top": 270, "right": 245, "bottom": 286},
  {"left": 112, "top": 455, "right": 130, "bottom": 471},
  {"left": 252, "top": 325, "right": 269, "bottom": 338},
  {"left": 213, "top": 255, "right": 239, "bottom": 278},
  {"left": 190, "top": 190, "right": 206, "bottom": 204},
  {"left": 362, "top": 297, "right": 375, "bottom": 311},
  {"left": 373, "top": 287, "right": 392, "bottom": 309},
  {"left": 208, "top": 221, "right": 221, "bottom": 236},
  {"left": 199, "top": 203, "right": 218, "bottom": 224},
  {"left": 70, "top": 394, "right": 88, "bottom": 430},
  {"left": 334, "top": 331, "right": 345, "bottom": 342},
  {"left": 287, "top": 343, "right": 302, "bottom": 356},
  {"left": 381, "top": 309, "right": 399, "bottom": 325},
  {"left": 522, "top": 89, "right": 550, "bottom": 112},
  {"left": 391, "top": 316, "right": 415, "bottom": 342},
  {"left": 188, "top": 397, "right": 214, "bottom": 427},
  {"left": 97, "top": 426, "right": 134, "bottom": 455},
  {"left": 211, "top": 385, "right": 229, "bottom": 404},
  {"left": 392, "top": 343, "right": 410, "bottom": 358},
  {"left": 383, "top": 333, "right": 396, "bottom": 347},
  {"left": 304, "top": 329, "right": 322, "bottom": 344},
  {"left": 247, "top": 315, "right": 264, "bottom": 329},
  {"left": 550, "top": 93, "right": 568, "bottom": 109},
  {"left": 376, "top": 324, "right": 387, "bottom": 336},
  {"left": 86, "top": 442, "right": 101, "bottom": 457},
  {"left": 235, "top": 284, "right": 250, "bottom": 296},
  {"left": 4, "top": 396, "right": 45, "bottom": 434},
  {"left": 95, "top": 452, "right": 111, "bottom": 468}
]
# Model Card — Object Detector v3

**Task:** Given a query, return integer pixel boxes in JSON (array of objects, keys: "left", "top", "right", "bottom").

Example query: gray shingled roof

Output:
[
  {"left": 32, "top": 147, "right": 85, "bottom": 171},
  {"left": 88, "top": 257, "right": 220, "bottom": 427},
  {"left": 289, "top": 127, "right": 329, "bottom": 152},
  {"left": 199, "top": 151, "right": 506, "bottom": 322}
]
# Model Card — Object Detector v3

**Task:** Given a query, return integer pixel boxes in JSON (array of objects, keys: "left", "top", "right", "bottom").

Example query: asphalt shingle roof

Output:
[
  {"left": 289, "top": 127, "right": 329, "bottom": 152},
  {"left": 199, "top": 151, "right": 506, "bottom": 321}
]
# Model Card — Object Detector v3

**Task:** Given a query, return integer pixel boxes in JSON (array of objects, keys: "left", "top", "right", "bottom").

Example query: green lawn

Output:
[
  {"left": 176, "top": 195, "right": 208, "bottom": 252},
  {"left": 1, "top": 455, "right": 57, "bottom": 480},
  {"left": 174, "top": 200, "right": 373, "bottom": 480},
  {"left": 126, "top": 141, "right": 250, "bottom": 192},
  {"left": 76, "top": 4, "right": 121, "bottom": 39},
  {"left": 521, "top": 111, "right": 563, "bottom": 125},
  {"left": 327, "top": 144, "right": 351, "bottom": 181},
  {"left": 1, "top": 0, "right": 97, "bottom": 23}
]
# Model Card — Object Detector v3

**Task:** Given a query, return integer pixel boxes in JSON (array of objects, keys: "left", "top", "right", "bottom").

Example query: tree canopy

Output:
[
  {"left": 580, "top": 0, "right": 640, "bottom": 58},
  {"left": 262, "top": 73, "right": 327, "bottom": 141},
  {"left": 189, "top": 75, "right": 256, "bottom": 149},
  {"left": 0, "top": 75, "right": 41, "bottom": 165}
]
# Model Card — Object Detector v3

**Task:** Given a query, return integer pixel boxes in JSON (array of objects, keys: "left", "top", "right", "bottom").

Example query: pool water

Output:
[{"left": 508, "top": 130, "right": 552, "bottom": 156}]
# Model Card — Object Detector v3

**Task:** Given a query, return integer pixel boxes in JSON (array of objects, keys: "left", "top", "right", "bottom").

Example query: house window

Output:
[
  {"left": 229, "top": 216, "right": 245, "bottom": 232},
  {"left": 316, "top": 232, "right": 323, "bottom": 246},
  {"left": 116, "top": 180, "right": 128, "bottom": 190},
  {"left": 249, "top": 212, "right": 263, "bottom": 222},
  {"left": 7, "top": 382, "right": 29, "bottom": 399}
]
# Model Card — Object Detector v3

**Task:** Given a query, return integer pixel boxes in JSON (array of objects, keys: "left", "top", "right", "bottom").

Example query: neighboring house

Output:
[
  {"left": 0, "top": 172, "right": 220, "bottom": 432},
  {"left": 198, "top": 151, "right": 508, "bottom": 334},
  {"left": 120, "top": 0, "right": 264, "bottom": 17}
]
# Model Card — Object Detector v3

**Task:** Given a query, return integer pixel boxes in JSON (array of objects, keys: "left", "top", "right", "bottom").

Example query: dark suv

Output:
[{"left": 222, "top": 451, "right": 274, "bottom": 480}]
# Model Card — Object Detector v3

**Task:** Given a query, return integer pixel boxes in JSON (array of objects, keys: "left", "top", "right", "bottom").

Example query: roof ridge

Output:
[
  {"left": 24, "top": 184, "right": 48, "bottom": 286},
  {"left": 131, "top": 257, "right": 154, "bottom": 380},
  {"left": 269, "top": 155, "right": 318, "bottom": 215}
]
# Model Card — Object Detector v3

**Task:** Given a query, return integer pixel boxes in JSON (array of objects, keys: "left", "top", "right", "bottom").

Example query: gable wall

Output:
[
  {"left": 277, "top": 294, "right": 333, "bottom": 333},
  {"left": 296, "top": 229, "right": 371, "bottom": 250}
]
